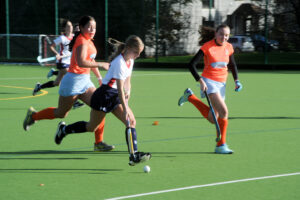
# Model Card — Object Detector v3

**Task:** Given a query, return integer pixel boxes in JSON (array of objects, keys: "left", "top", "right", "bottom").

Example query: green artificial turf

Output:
[{"left": 0, "top": 64, "right": 299, "bottom": 200}]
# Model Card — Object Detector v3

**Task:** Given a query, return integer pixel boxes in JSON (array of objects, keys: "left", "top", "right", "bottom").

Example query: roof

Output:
[{"left": 231, "top": 3, "right": 265, "bottom": 16}]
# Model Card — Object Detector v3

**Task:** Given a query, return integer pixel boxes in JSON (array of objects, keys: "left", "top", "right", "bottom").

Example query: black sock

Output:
[
  {"left": 64, "top": 121, "right": 87, "bottom": 135},
  {"left": 125, "top": 127, "right": 138, "bottom": 154},
  {"left": 40, "top": 81, "right": 55, "bottom": 89}
]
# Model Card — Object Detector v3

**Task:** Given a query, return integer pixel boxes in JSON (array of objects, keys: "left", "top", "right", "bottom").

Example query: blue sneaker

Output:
[
  {"left": 178, "top": 88, "right": 193, "bottom": 106},
  {"left": 215, "top": 144, "right": 233, "bottom": 154},
  {"left": 47, "top": 68, "right": 55, "bottom": 79}
]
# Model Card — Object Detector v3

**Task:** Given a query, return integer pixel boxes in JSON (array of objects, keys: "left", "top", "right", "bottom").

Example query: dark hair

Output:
[
  {"left": 61, "top": 19, "right": 71, "bottom": 30},
  {"left": 69, "top": 15, "right": 95, "bottom": 51},
  {"left": 198, "top": 24, "right": 230, "bottom": 45},
  {"left": 108, "top": 35, "right": 144, "bottom": 62}
]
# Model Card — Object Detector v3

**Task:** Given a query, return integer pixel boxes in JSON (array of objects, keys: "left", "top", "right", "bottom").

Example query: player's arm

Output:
[
  {"left": 228, "top": 54, "right": 243, "bottom": 92},
  {"left": 188, "top": 49, "right": 207, "bottom": 91},
  {"left": 188, "top": 49, "right": 204, "bottom": 82},
  {"left": 91, "top": 68, "right": 103, "bottom": 86},
  {"left": 124, "top": 76, "right": 131, "bottom": 101},
  {"left": 76, "top": 44, "right": 109, "bottom": 70},
  {"left": 50, "top": 43, "right": 61, "bottom": 60}
]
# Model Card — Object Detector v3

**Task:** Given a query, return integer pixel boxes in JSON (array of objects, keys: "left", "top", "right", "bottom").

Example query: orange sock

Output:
[
  {"left": 217, "top": 118, "right": 228, "bottom": 146},
  {"left": 95, "top": 117, "right": 105, "bottom": 144},
  {"left": 188, "top": 94, "right": 210, "bottom": 119},
  {"left": 32, "top": 107, "right": 55, "bottom": 121}
]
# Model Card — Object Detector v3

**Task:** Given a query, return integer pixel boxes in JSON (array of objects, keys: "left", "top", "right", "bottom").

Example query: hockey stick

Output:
[
  {"left": 204, "top": 91, "right": 221, "bottom": 142},
  {"left": 37, "top": 54, "right": 71, "bottom": 64},
  {"left": 125, "top": 99, "right": 135, "bottom": 155}
]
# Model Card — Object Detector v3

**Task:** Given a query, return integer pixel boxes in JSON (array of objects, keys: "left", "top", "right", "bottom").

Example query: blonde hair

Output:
[{"left": 108, "top": 35, "right": 144, "bottom": 62}]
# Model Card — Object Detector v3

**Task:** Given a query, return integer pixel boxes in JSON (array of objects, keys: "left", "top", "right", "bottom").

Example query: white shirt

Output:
[
  {"left": 102, "top": 54, "right": 134, "bottom": 89},
  {"left": 53, "top": 34, "right": 73, "bottom": 64}
]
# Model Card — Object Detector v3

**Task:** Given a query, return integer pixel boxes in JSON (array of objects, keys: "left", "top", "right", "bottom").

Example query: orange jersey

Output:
[
  {"left": 68, "top": 34, "right": 97, "bottom": 74},
  {"left": 201, "top": 40, "right": 234, "bottom": 83}
]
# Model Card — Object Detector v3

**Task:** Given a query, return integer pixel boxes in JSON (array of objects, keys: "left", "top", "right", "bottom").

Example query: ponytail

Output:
[
  {"left": 198, "top": 26, "right": 215, "bottom": 45},
  {"left": 69, "top": 31, "right": 80, "bottom": 51},
  {"left": 108, "top": 38, "right": 126, "bottom": 62},
  {"left": 108, "top": 35, "right": 144, "bottom": 62}
]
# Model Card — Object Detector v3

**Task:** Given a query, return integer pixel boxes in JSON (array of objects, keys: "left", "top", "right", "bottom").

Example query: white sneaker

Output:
[
  {"left": 215, "top": 144, "right": 234, "bottom": 154},
  {"left": 178, "top": 88, "right": 193, "bottom": 106}
]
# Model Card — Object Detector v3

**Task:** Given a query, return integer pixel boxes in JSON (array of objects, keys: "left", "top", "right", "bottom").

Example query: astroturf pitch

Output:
[{"left": 0, "top": 64, "right": 299, "bottom": 200}]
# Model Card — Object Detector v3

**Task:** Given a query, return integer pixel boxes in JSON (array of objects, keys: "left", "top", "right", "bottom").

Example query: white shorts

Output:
[
  {"left": 200, "top": 77, "right": 226, "bottom": 100},
  {"left": 59, "top": 72, "right": 95, "bottom": 97}
]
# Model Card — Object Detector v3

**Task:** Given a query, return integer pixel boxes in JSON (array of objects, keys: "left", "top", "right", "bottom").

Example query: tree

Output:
[
  {"left": 251, "top": 0, "right": 300, "bottom": 50},
  {"left": 106, "top": 0, "right": 193, "bottom": 57}
]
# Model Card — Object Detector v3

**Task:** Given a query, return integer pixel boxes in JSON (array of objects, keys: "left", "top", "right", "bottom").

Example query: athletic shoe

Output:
[
  {"left": 72, "top": 100, "right": 85, "bottom": 109},
  {"left": 215, "top": 144, "right": 234, "bottom": 154},
  {"left": 129, "top": 152, "right": 152, "bottom": 166},
  {"left": 47, "top": 68, "right": 55, "bottom": 79},
  {"left": 94, "top": 142, "right": 115, "bottom": 152},
  {"left": 178, "top": 88, "right": 193, "bottom": 106},
  {"left": 23, "top": 107, "right": 36, "bottom": 131},
  {"left": 55, "top": 121, "right": 66, "bottom": 145},
  {"left": 32, "top": 82, "right": 41, "bottom": 96}
]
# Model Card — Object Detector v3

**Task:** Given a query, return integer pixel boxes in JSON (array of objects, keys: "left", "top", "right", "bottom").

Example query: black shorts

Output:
[
  {"left": 90, "top": 85, "right": 120, "bottom": 113},
  {"left": 56, "top": 63, "right": 69, "bottom": 69}
]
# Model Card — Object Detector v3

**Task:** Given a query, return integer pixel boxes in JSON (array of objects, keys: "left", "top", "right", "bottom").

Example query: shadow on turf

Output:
[
  {"left": 0, "top": 168, "right": 123, "bottom": 174},
  {"left": 137, "top": 116, "right": 300, "bottom": 120},
  {"left": 0, "top": 150, "right": 128, "bottom": 155},
  {"left": 151, "top": 152, "right": 215, "bottom": 156}
]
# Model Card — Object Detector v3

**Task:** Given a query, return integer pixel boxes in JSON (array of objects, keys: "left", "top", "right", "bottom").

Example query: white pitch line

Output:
[
  {"left": 106, "top": 172, "right": 300, "bottom": 200},
  {"left": 0, "top": 72, "right": 187, "bottom": 81}
]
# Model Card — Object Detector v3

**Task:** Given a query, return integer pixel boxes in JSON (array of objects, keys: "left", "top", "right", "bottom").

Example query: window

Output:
[{"left": 202, "top": 0, "right": 214, "bottom": 8}]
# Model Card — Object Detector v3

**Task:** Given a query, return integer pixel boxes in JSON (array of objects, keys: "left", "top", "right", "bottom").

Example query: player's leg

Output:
[
  {"left": 47, "top": 68, "right": 58, "bottom": 79},
  {"left": 55, "top": 109, "right": 105, "bottom": 145},
  {"left": 178, "top": 88, "right": 213, "bottom": 123},
  {"left": 94, "top": 118, "right": 115, "bottom": 151},
  {"left": 79, "top": 87, "right": 114, "bottom": 151},
  {"left": 208, "top": 93, "right": 233, "bottom": 154},
  {"left": 53, "top": 68, "right": 68, "bottom": 86},
  {"left": 32, "top": 81, "right": 55, "bottom": 96},
  {"left": 112, "top": 104, "right": 151, "bottom": 166},
  {"left": 32, "top": 67, "right": 67, "bottom": 96},
  {"left": 23, "top": 95, "right": 75, "bottom": 131}
]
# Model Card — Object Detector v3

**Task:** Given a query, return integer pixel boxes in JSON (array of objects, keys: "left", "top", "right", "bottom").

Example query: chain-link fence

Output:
[{"left": 1, "top": 0, "right": 299, "bottom": 63}]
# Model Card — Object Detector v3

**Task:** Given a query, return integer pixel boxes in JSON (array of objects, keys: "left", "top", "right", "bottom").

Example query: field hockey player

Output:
[{"left": 178, "top": 24, "right": 243, "bottom": 154}]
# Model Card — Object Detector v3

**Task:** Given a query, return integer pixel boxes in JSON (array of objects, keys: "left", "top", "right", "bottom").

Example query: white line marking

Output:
[
  {"left": 0, "top": 72, "right": 187, "bottom": 80},
  {"left": 106, "top": 172, "right": 300, "bottom": 200}
]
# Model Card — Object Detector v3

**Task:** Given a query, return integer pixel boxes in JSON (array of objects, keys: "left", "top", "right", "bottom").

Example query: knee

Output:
[{"left": 218, "top": 109, "right": 228, "bottom": 119}]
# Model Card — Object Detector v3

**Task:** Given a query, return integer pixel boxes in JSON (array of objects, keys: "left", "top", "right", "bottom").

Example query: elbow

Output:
[{"left": 77, "top": 60, "right": 87, "bottom": 68}]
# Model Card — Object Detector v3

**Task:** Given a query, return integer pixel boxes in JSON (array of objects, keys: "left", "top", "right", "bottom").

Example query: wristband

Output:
[{"left": 97, "top": 77, "right": 102, "bottom": 80}]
